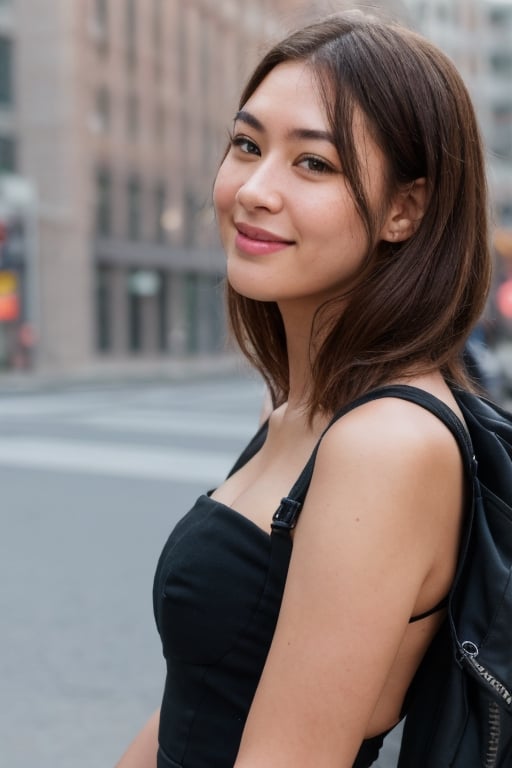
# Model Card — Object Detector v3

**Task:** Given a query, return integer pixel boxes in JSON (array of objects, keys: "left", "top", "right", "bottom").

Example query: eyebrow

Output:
[{"left": 234, "top": 109, "right": 335, "bottom": 145}]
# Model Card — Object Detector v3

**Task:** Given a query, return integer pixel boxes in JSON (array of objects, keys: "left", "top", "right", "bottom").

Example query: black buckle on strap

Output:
[{"left": 271, "top": 497, "right": 302, "bottom": 532}]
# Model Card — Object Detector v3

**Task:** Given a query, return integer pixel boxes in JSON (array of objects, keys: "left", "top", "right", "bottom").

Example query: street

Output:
[{"left": 0, "top": 373, "right": 401, "bottom": 767}]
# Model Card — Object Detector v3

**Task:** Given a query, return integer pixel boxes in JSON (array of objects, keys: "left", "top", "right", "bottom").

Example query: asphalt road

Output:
[{"left": 0, "top": 373, "right": 401, "bottom": 767}]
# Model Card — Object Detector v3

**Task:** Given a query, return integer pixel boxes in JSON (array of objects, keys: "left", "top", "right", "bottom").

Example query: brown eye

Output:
[
  {"left": 298, "top": 155, "right": 336, "bottom": 174},
  {"left": 231, "top": 136, "right": 260, "bottom": 156}
]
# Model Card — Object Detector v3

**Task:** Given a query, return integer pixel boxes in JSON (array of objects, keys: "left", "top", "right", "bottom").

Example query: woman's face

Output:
[{"left": 213, "top": 60, "right": 390, "bottom": 314}]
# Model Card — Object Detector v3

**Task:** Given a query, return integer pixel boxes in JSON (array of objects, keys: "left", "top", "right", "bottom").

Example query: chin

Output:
[
  {"left": 226, "top": 265, "right": 275, "bottom": 302},
  {"left": 228, "top": 282, "right": 277, "bottom": 302}
]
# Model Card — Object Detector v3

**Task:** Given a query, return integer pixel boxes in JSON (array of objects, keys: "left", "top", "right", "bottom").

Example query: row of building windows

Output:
[
  {"left": 414, "top": 1, "right": 512, "bottom": 27},
  {"left": 95, "top": 169, "right": 168, "bottom": 243},
  {"left": 96, "top": 267, "right": 225, "bottom": 356},
  {"left": 491, "top": 104, "right": 512, "bottom": 159},
  {"left": 92, "top": 86, "right": 170, "bottom": 145},
  {"left": 490, "top": 52, "right": 512, "bottom": 76},
  {"left": 91, "top": 0, "right": 165, "bottom": 70}
]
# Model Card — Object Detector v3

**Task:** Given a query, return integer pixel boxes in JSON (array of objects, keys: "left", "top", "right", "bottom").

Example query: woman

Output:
[{"left": 117, "top": 10, "right": 491, "bottom": 768}]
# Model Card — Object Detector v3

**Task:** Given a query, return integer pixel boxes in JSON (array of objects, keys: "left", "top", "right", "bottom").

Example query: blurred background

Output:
[
  {"left": 0, "top": 0, "right": 511, "bottom": 392},
  {"left": 1, "top": 3, "right": 512, "bottom": 767}
]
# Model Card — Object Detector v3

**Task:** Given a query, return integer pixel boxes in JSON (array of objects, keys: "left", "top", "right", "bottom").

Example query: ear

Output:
[{"left": 380, "top": 178, "right": 428, "bottom": 243}]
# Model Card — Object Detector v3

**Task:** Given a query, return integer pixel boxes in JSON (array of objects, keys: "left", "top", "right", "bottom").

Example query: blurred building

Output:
[
  {"left": 404, "top": 0, "right": 512, "bottom": 227},
  {"left": 0, "top": 0, "right": 309, "bottom": 373},
  {"left": 4, "top": 0, "right": 507, "bottom": 374}
]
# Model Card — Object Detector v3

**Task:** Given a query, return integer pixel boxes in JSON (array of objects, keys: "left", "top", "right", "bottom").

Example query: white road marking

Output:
[
  {"left": 0, "top": 437, "right": 234, "bottom": 484},
  {"left": 79, "top": 411, "right": 258, "bottom": 439}
]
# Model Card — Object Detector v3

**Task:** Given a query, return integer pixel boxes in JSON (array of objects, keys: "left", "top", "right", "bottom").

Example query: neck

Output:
[{"left": 279, "top": 301, "right": 318, "bottom": 411}]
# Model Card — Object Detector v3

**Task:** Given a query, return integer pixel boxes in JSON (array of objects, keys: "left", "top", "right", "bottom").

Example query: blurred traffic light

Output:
[{"left": 497, "top": 280, "right": 512, "bottom": 319}]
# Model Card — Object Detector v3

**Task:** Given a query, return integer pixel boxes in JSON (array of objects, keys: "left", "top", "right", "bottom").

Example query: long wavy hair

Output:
[{"left": 224, "top": 11, "right": 491, "bottom": 415}]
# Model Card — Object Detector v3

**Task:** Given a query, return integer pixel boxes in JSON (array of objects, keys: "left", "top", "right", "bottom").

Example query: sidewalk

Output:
[
  {"left": 0, "top": 352, "right": 254, "bottom": 395},
  {"left": 2, "top": 342, "right": 511, "bottom": 397}
]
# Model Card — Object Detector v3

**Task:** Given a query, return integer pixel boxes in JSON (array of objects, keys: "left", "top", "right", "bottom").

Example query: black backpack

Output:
[
  {"left": 343, "top": 385, "right": 512, "bottom": 767},
  {"left": 265, "top": 382, "right": 512, "bottom": 765}
]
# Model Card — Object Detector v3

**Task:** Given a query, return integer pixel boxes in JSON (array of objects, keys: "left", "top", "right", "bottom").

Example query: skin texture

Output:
[
  {"left": 118, "top": 60, "right": 463, "bottom": 768},
  {"left": 214, "top": 63, "right": 390, "bottom": 316},
  {"left": 115, "top": 709, "right": 159, "bottom": 768}
]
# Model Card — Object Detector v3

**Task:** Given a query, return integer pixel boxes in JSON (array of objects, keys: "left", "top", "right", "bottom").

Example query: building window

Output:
[
  {"left": 155, "top": 104, "right": 166, "bottom": 143},
  {"left": 185, "top": 273, "right": 199, "bottom": 354},
  {"left": 96, "top": 266, "right": 112, "bottom": 351},
  {"left": 499, "top": 204, "right": 512, "bottom": 226},
  {"left": 127, "top": 176, "right": 142, "bottom": 240},
  {"left": 126, "top": 91, "right": 139, "bottom": 140},
  {"left": 158, "top": 270, "right": 168, "bottom": 351},
  {"left": 492, "top": 104, "right": 512, "bottom": 159},
  {"left": 153, "top": 0, "right": 163, "bottom": 79},
  {"left": 490, "top": 53, "right": 512, "bottom": 76},
  {"left": 125, "top": 0, "right": 137, "bottom": 70},
  {"left": 91, "top": 0, "right": 109, "bottom": 53},
  {"left": 489, "top": 7, "right": 511, "bottom": 26},
  {"left": 95, "top": 0, "right": 108, "bottom": 31},
  {"left": 154, "top": 183, "right": 167, "bottom": 243},
  {"left": 128, "top": 295, "right": 142, "bottom": 352},
  {"left": 0, "top": 135, "right": 17, "bottom": 172},
  {"left": 95, "top": 168, "right": 112, "bottom": 236},
  {"left": 95, "top": 86, "right": 110, "bottom": 133},
  {"left": 177, "top": 1, "right": 187, "bottom": 93},
  {"left": 0, "top": 36, "right": 14, "bottom": 106}
]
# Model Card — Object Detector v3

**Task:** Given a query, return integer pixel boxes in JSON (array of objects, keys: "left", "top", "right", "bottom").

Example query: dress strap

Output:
[
  {"left": 409, "top": 595, "right": 449, "bottom": 623},
  {"left": 271, "top": 384, "right": 475, "bottom": 535}
]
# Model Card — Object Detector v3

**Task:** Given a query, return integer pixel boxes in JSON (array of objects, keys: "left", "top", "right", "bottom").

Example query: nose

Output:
[{"left": 235, "top": 159, "right": 284, "bottom": 213}]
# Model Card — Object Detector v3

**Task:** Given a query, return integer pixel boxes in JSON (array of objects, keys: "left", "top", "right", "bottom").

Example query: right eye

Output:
[{"left": 230, "top": 135, "right": 260, "bottom": 156}]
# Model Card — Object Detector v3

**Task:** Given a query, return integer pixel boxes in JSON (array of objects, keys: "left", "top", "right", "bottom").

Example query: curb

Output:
[{"left": 0, "top": 354, "right": 256, "bottom": 395}]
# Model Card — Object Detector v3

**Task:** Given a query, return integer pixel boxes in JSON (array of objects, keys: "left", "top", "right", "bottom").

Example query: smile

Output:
[{"left": 234, "top": 223, "right": 294, "bottom": 256}]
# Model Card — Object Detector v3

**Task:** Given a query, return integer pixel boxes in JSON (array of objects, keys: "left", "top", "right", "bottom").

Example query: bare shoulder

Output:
[
  {"left": 317, "top": 386, "right": 463, "bottom": 484},
  {"left": 299, "top": 385, "right": 465, "bottom": 561}
]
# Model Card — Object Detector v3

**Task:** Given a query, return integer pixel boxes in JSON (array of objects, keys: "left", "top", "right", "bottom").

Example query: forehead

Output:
[{"left": 241, "top": 60, "right": 329, "bottom": 126}]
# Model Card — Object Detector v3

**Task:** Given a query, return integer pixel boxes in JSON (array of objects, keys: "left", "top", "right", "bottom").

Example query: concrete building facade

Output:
[
  {"left": 2, "top": 0, "right": 508, "bottom": 373},
  {"left": 0, "top": 0, "right": 308, "bottom": 373},
  {"left": 404, "top": 0, "right": 512, "bottom": 226}
]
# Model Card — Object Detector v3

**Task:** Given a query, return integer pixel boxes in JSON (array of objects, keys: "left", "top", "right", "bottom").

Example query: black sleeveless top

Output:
[{"left": 153, "top": 416, "right": 446, "bottom": 767}]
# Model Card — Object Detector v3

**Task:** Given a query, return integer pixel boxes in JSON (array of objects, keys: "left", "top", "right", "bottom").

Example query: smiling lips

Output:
[{"left": 234, "top": 222, "right": 295, "bottom": 256}]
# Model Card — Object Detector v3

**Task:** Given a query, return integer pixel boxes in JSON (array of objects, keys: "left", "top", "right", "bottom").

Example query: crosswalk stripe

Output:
[
  {"left": 0, "top": 437, "right": 234, "bottom": 484},
  {"left": 79, "top": 411, "right": 258, "bottom": 439}
]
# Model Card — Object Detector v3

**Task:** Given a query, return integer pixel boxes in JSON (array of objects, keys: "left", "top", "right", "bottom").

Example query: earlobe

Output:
[{"left": 382, "top": 177, "right": 428, "bottom": 243}]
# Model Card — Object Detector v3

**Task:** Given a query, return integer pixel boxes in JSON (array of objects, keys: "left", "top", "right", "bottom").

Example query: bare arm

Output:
[
  {"left": 234, "top": 398, "right": 463, "bottom": 768},
  {"left": 115, "top": 709, "right": 159, "bottom": 768}
]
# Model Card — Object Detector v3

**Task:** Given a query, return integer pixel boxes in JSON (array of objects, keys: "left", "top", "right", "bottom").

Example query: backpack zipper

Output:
[
  {"left": 460, "top": 641, "right": 512, "bottom": 707},
  {"left": 460, "top": 642, "right": 507, "bottom": 767},
  {"left": 484, "top": 701, "right": 501, "bottom": 768}
]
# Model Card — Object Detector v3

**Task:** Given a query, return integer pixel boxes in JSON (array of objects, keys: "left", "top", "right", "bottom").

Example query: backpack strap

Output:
[{"left": 271, "top": 384, "right": 477, "bottom": 534}]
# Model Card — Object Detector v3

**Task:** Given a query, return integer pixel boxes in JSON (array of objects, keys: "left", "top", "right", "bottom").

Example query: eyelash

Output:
[
  {"left": 297, "top": 155, "right": 336, "bottom": 175},
  {"left": 229, "top": 133, "right": 260, "bottom": 156},
  {"left": 227, "top": 132, "right": 337, "bottom": 175}
]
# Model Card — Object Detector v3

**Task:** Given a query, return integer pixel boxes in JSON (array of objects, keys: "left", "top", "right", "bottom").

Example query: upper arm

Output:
[
  {"left": 235, "top": 399, "right": 464, "bottom": 768},
  {"left": 115, "top": 709, "right": 159, "bottom": 768}
]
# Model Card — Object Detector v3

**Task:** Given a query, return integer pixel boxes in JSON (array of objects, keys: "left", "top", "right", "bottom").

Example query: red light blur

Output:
[{"left": 497, "top": 280, "right": 512, "bottom": 319}]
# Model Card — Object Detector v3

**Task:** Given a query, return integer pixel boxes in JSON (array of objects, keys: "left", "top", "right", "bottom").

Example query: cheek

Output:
[{"left": 213, "top": 163, "right": 237, "bottom": 219}]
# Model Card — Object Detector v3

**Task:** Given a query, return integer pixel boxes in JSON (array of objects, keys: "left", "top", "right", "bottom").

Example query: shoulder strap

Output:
[
  {"left": 226, "top": 418, "right": 269, "bottom": 478},
  {"left": 271, "top": 385, "right": 477, "bottom": 533}
]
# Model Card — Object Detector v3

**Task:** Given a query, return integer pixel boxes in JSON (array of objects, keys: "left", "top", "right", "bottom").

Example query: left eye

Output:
[
  {"left": 231, "top": 136, "right": 260, "bottom": 155},
  {"left": 298, "top": 156, "right": 334, "bottom": 174}
]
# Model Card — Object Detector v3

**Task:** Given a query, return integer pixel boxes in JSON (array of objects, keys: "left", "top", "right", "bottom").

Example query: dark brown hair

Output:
[{"left": 225, "top": 11, "right": 491, "bottom": 415}]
